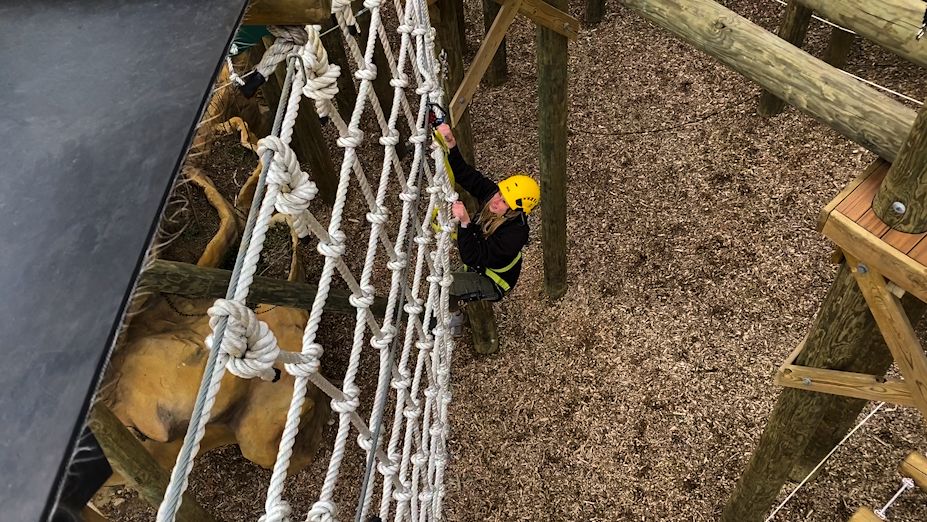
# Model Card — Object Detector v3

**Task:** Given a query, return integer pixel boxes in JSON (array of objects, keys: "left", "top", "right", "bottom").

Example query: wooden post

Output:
[
  {"left": 616, "top": 0, "right": 916, "bottom": 162},
  {"left": 900, "top": 451, "right": 927, "bottom": 491},
  {"left": 139, "top": 259, "right": 388, "bottom": 317},
  {"left": 873, "top": 106, "right": 927, "bottom": 232},
  {"left": 722, "top": 263, "right": 926, "bottom": 520},
  {"left": 536, "top": 0, "right": 569, "bottom": 299},
  {"left": 320, "top": 20, "right": 358, "bottom": 123},
  {"left": 796, "top": 0, "right": 927, "bottom": 68},
  {"left": 789, "top": 292, "right": 925, "bottom": 481},
  {"left": 434, "top": 0, "right": 500, "bottom": 355},
  {"left": 481, "top": 0, "right": 509, "bottom": 86},
  {"left": 455, "top": 0, "right": 468, "bottom": 51},
  {"left": 260, "top": 37, "right": 338, "bottom": 206},
  {"left": 87, "top": 403, "right": 216, "bottom": 522},
  {"left": 757, "top": 0, "right": 812, "bottom": 116},
  {"left": 586, "top": 0, "right": 606, "bottom": 25},
  {"left": 823, "top": 26, "right": 855, "bottom": 69}
]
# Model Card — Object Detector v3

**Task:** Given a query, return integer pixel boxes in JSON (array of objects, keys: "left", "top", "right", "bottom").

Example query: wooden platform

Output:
[{"left": 818, "top": 159, "right": 927, "bottom": 303}]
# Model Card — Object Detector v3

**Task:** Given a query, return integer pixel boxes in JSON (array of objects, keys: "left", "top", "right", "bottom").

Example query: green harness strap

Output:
[{"left": 464, "top": 252, "right": 522, "bottom": 293}]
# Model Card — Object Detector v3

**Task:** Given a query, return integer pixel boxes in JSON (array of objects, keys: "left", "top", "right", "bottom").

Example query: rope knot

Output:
[
  {"left": 399, "top": 186, "right": 419, "bottom": 202},
  {"left": 207, "top": 299, "right": 279, "bottom": 382},
  {"left": 387, "top": 253, "right": 407, "bottom": 271},
  {"left": 403, "top": 298, "right": 423, "bottom": 315},
  {"left": 355, "top": 64, "right": 377, "bottom": 82},
  {"left": 366, "top": 206, "right": 389, "bottom": 224},
  {"left": 307, "top": 500, "right": 337, "bottom": 522},
  {"left": 391, "top": 367, "right": 411, "bottom": 391},
  {"left": 389, "top": 75, "right": 409, "bottom": 89},
  {"left": 348, "top": 285, "right": 375, "bottom": 309},
  {"left": 332, "top": 383, "right": 360, "bottom": 413},
  {"left": 393, "top": 485, "right": 412, "bottom": 502},
  {"left": 317, "top": 230, "right": 346, "bottom": 258},
  {"left": 379, "top": 129, "right": 401, "bottom": 147},
  {"left": 370, "top": 325, "right": 396, "bottom": 350},
  {"left": 336, "top": 128, "right": 364, "bottom": 148},
  {"left": 283, "top": 342, "right": 323, "bottom": 377},
  {"left": 259, "top": 500, "right": 292, "bottom": 522}
]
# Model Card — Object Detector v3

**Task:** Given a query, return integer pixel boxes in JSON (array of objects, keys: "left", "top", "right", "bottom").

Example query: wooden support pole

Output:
[
  {"left": 537, "top": 0, "right": 569, "bottom": 299},
  {"left": 757, "top": 0, "right": 812, "bottom": 117},
  {"left": 433, "top": 0, "right": 500, "bottom": 355},
  {"left": 139, "top": 259, "right": 388, "bottom": 317},
  {"left": 481, "top": 0, "right": 509, "bottom": 86},
  {"left": 497, "top": 0, "right": 580, "bottom": 39},
  {"left": 796, "top": 0, "right": 927, "bottom": 69},
  {"left": 823, "top": 26, "right": 855, "bottom": 70},
  {"left": 260, "top": 38, "right": 338, "bottom": 206},
  {"left": 320, "top": 20, "right": 358, "bottom": 123},
  {"left": 455, "top": 0, "right": 468, "bottom": 51},
  {"left": 586, "top": 0, "right": 606, "bottom": 25},
  {"left": 450, "top": 0, "right": 523, "bottom": 126},
  {"left": 87, "top": 403, "right": 215, "bottom": 522},
  {"left": 617, "top": 0, "right": 916, "bottom": 163},
  {"left": 721, "top": 263, "right": 924, "bottom": 521},
  {"left": 900, "top": 451, "right": 927, "bottom": 492},
  {"left": 243, "top": 0, "right": 332, "bottom": 25},
  {"left": 873, "top": 106, "right": 927, "bottom": 233}
]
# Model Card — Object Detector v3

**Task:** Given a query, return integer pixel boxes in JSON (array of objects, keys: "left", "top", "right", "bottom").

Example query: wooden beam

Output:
[
  {"left": 900, "top": 451, "right": 927, "bottom": 492},
  {"left": 87, "top": 403, "right": 215, "bottom": 522},
  {"left": 796, "top": 0, "right": 927, "bottom": 69},
  {"left": 617, "top": 0, "right": 917, "bottom": 163},
  {"left": 758, "top": 0, "right": 812, "bottom": 117},
  {"left": 429, "top": 0, "right": 580, "bottom": 39},
  {"left": 537, "top": 0, "right": 569, "bottom": 299},
  {"left": 586, "top": 0, "right": 606, "bottom": 25},
  {"left": 823, "top": 26, "right": 855, "bottom": 70},
  {"left": 482, "top": 0, "right": 509, "bottom": 86},
  {"left": 450, "top": 0, "right": 523, "bottom": 126},
  {"left": 243, "top": 0, "right": 332, "bottom": 25},
  {"left": 433, "top": 0, "right": 500, "bottom": 355},
  {"left": 849, "top": 256, "right": 927, "bottom": 418},
  {"left": 139, "top": 259, "right": 388, "bottom": 317},
  {"left": 873, "top": 105, "right": 927, "bottom": 233},
  {"left": 775, "top": 363, "right": 916, "bottom": 407}
]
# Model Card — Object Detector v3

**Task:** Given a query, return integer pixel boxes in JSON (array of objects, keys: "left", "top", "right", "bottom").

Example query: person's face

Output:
[{"left": 488, "top": 192, "right": 510, "bottom": 215}]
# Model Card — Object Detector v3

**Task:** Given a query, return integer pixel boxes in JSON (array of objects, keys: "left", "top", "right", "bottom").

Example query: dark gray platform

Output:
[{"left": 0, "top": 2, "right": 247, "bottom": 519}]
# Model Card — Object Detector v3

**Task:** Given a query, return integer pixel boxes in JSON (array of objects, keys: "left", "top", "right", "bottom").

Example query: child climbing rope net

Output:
[{"left": 156, "top": 0, "right": 459, "bottom": 520}]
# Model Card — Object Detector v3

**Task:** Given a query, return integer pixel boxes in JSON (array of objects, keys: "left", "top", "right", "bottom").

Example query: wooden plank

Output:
[
  {"left": 139, "top": 259, "right": 388, "bottom": 317},
  {"left": 849, "top": 507, "right": 883, "bottom": 522},
  {"left": 823, "top": 212, "right": 927, "bottom": 303},
  {"left": 856, "top": 208, "right": 890, "bottom": 238},
  {"left": 882, "top": 226, "right": 927, "bottom": 256},
  {"left": 819, "top": 160, "right": 886, "bottom": 231},
  {"left": 450, "top": 0, "right": 523, "bottom": 126},
  {"left": 900, "top": 451, "right": 927, "bottom": 492},
  {"left": 430, "top": 0, "right": 580, "bottom": 38},
  {"left": 849, "top": 256, "right": 927, "bottom": 418},
  {"left": 775, "top": 364, "right": 915, "bottom": 408},
  {"left": 796, "top": 0, "right": 927, "bottom": 69},
  {"left": 833, "top": 161, "right": 889, "bottom": 222},
  {"left": 758, "top": 0, "right": 812, "bottom": 117},
  {"left": 617, "top": 0, "right": 917, "bottom": 163},
  {"left": 244, "top": 0, "right": 331, "bottom": 25},
  {"left": 501, "top": 0, "right": 580, "bottom": 39},
  {"left": 907, "top": 232, "right": 927, "bottom": 265},
  {"left": 87, "top": 404, "right": 216, "bottom": 522}
]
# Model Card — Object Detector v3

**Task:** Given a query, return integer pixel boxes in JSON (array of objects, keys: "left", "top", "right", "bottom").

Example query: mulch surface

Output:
[{"left": 105, "top": 1, "right": 927, "bottom": 520}]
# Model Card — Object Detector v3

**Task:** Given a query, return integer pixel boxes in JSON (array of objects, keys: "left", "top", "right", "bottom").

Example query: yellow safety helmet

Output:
[{"left": 498, "top": 174, "right": 540, "bottom": 214}]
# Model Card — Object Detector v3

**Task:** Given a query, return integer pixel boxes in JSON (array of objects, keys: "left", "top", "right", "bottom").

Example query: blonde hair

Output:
[{"left": 477, "top": 203, "right": 521, "bottom": 236}]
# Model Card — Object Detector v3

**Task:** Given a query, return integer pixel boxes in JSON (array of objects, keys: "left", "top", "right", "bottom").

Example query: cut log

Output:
[{"left": 617, "top": 0, "right": 917, "bottom": 162}]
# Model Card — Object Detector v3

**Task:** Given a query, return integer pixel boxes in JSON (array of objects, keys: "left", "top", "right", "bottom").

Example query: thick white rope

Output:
[
  {"left": 764, "top": 402, "right": 886, "bottom": 522},
  {"left": 158, "top": 0, "right": 456, "bottom": 519}
]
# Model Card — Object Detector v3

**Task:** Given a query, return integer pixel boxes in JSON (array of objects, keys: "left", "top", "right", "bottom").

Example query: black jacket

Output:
[{"left": 449, "top": 146, "right": 529, "bottom": 292}]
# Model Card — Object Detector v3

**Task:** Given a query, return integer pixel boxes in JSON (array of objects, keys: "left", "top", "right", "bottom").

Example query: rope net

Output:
[{"left": 156, "top": 0, "right": 459, "bottom": 520}]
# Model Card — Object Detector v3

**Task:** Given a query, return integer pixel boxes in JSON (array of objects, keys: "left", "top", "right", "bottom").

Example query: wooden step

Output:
[
  {"left": 900, "top": 451, "right": 927, "bottom": 493},
  {"left": 819, "top": 158, "right": 927, "bottom": 303},
  {"left": 849, "top": 507, "right": 882, "bottom": 522}
]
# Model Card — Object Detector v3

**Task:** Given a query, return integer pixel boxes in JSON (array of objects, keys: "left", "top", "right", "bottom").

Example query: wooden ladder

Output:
[
  {"left": 849, "top": 452, "right": 927, "bottom": 520},
  {"left": 775, "top": 159, "right": 927, "bottom": 417}
]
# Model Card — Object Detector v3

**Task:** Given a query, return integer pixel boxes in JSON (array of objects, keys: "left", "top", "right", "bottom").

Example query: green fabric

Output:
[{"left": 230, "top": 25, "right": 271, "bottom": 55}]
